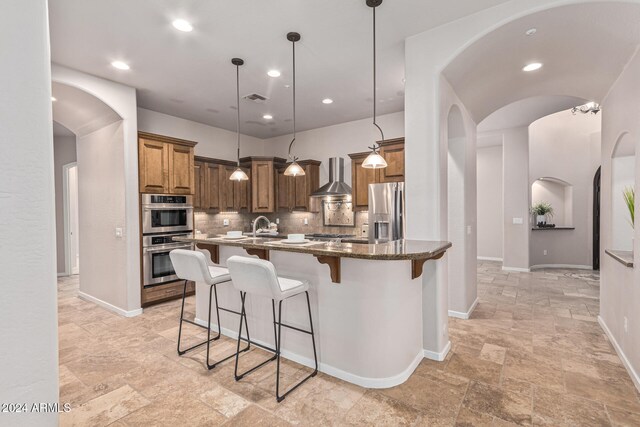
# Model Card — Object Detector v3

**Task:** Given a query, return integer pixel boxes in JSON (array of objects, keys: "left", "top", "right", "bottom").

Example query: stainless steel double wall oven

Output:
[{"left": 142, "top": 194, "right": 193, "bottom": 287}]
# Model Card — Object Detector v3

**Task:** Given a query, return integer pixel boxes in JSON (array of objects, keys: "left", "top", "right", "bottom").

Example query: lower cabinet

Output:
[{"left": 142, "top": 281, "right": 194, "bottom": 307}]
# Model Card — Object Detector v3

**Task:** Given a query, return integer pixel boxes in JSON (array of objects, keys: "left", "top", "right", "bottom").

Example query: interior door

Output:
[{"left": 67, "top": 164, "right": 80, "bottom": 275}]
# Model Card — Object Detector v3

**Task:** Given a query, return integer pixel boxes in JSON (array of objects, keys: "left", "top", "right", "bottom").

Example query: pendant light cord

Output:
[
  {"left": 236, "top": 63, "right": 241, "bottom": 167},
  {"left": 288, "top": 37, "right": 297, "bottom": 161},
  {"left": 372, "top": 4, "right": 384, "bottom": 149}
]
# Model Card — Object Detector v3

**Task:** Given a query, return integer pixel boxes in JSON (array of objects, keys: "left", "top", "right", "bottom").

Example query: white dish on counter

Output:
[
  {"left": 280, "top": 238, "right": 311, "bottom": 245},
  {"left": 219, "top": 235, "right": 247, "bottom": 240}
]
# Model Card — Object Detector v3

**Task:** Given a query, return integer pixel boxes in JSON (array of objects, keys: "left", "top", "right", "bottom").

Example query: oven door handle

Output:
[
  {"left": 143, "top": 207, "right": 193, "bottom": 211},
  {"left": 144, "top": 245, "right": 192, "bottom": 254}
]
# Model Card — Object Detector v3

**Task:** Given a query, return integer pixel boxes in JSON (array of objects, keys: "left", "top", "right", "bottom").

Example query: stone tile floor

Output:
[{"left": 57, "top": 262, "right": 640, "bottom": 426}]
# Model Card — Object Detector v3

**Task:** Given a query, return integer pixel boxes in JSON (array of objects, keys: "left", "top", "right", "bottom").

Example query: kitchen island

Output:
[{"left": 174, "top": 235, "right": 451, "bottom": 388}]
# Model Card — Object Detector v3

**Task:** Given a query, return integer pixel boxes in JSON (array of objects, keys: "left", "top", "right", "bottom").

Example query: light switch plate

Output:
[
  {"left": 223, "top": 219, "right": 229, "bottom": 226},
  {"left": 304, "top": 218, "right": 309, "bottom": 225},
  {"left": 115, "top": 227, "right": 123, "bottom": 238},
  {"left": 513, "top": 218, "right": 524, "bottom": 225}
]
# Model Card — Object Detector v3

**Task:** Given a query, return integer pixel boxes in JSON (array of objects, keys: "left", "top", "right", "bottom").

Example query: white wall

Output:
[
  {"left": 52, "top": 64, "right": 140, "bottom": 314},
  {"left": 477, "top": 146, "right": 503, "bottom": 260},
  {"left": 137, "top": 108, "right": 266, "bottom": 160},
  {"left": 0, "top": 1, "right": 59, "bottom": 425},
  {"left": 529, "top": 109, "right": 601, "bottom": 267},
  {"left": 77, "top": 121, "right": 131, "bottom": 311},
  {"left": 502, "top": 127, "right": 531, "bottom": 271},
  {"left": 264, "top": 111, "right": 405, "bottom": 187},
  {"left": 600, "top": 45, "right": 640, "bottom": 392},
  {"left": 54, "top": 134, "right": 78, "bottom": 274}
]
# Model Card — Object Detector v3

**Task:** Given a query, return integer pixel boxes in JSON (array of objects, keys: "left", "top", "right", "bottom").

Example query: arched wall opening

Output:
[
  {"left": 404, "top": 0, "right": 640, "bottom": 368},
  {"left": 51, "top": 73, "right": 141, "bottom": 316},
  {"left": 611, "top": 132, "right": 636, "bottom": 251}
]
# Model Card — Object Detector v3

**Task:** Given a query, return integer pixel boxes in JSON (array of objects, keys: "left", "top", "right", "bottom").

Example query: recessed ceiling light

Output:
[
  {"left": 263, "top": 114, "right": 273, "bottom": 120},
  {"left": 523, "top": 62, "right": 542, "bottom": 72},
  {"left": 172, "top": 19, "right": 193, "bottom": 32},
  {"left": 111, "top": 61, "right": 130, "bottom": 70},
  {"left": 51, "top": 96, "right": 57, "bottom": 102},
  {"left": 322, "top": 98, "right": 334, "bottom": 104},
  {"left": 267, "top": 70, "right": 281, "bottom": 78},
  {"left": 525, "top": 28, "right": 537, "bottom": 36}
]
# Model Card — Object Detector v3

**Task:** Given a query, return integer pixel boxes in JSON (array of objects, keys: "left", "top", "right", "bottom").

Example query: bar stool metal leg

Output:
[
  {"left": 177, "top": 280, "right": 220, "bottom": 355},
  {"left": 177, "top": 280, "right": 251, "bottom": 369},
  {"left": 234, "top": 292, "right": 278, "bottom": 380},
  {"left": 275, "top": 291, "right": 318, "bottom": 402}
]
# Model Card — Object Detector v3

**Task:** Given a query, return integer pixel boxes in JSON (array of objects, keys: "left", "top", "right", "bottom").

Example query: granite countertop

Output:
[{"left": 175, "top": 235, "right": 452, "bottom": 261}]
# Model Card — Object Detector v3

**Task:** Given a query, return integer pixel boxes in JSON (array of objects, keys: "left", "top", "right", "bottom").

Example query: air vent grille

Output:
[{"left": 243, "top": 93, "right": 269, "bottom": 103}]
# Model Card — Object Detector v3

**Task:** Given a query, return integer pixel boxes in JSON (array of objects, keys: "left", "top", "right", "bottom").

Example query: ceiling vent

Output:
[{"left": 243, "top": 93, "right": 269, "bottom": 103}]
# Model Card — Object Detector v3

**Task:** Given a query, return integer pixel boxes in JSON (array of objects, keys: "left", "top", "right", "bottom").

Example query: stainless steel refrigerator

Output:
[{"left": 368, "top": 182, "right": 405, "bottom": 243}]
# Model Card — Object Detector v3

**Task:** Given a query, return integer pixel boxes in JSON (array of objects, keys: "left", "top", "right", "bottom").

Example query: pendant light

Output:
[
  {"left": 361, "top": 0, "right": 388, "bottom": 170},
  {"left": 284, "top": 32, "right": 305, "bottom": 177},
  {"left": 230, "top": 57, "right": 249, "bottom": 181}
]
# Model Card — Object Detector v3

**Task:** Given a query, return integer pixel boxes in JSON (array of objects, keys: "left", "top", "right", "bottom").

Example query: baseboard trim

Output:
[
  {"left": 598, "top": 316, "right": 640, "bottom": 393},
  {"left": 423, "top": 340, "right": 451, "bottom": 361},
  {"left": 57, "top": 272, "right": 68, "bottom": 277},
  {"left": 194, "top": 317, "right": 423, "bottom": 389},
  {"left": 449, "top": 297, "right": 479, "bottom": 320},
  {"left": 502, "top": 266, "right": 531, "bottom": 273},
  {"left": 78, "top": 291, "right": 143, "bottom": 318},
  {"left": 477, "top": 256, "right": 503, "bottom": 262},
  {"left": 530, "top": 264, "right": 593, "bottom": 270}
]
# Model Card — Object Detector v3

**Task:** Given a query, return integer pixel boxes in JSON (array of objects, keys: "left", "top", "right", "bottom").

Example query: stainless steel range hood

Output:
[{"left": 311, "top": 157, "right": 352, "bottom": 198}]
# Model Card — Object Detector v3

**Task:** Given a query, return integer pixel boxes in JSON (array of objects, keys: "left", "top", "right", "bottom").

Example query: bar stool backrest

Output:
[
  {"left": 170, "top": 249, "right": 214, "bottom": 285},
  {"left": 227, "top": 256, "right": 282, "bottom": 300}
]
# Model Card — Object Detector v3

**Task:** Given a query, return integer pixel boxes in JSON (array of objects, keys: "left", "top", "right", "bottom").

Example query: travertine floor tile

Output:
[{"left": 55, "top": 264, "right": 640, "bottom": 426}]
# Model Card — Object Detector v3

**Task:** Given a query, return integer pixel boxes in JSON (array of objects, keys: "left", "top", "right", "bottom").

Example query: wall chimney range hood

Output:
[{"left": 311, "top": 157, "right": 352, "bottom": 198}]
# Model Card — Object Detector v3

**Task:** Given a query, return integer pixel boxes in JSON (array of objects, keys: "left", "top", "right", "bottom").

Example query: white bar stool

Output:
[
  {"left": 170, "top": 249, "right": 250, "bottom": 370},
  {"left": 226, "top": 255, "right": 318, "bottom": 402}
]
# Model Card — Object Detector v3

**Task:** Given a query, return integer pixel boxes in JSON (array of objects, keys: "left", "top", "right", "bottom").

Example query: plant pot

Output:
[{"left": 536, "top": 215, "right": 546, "bottom": 226}]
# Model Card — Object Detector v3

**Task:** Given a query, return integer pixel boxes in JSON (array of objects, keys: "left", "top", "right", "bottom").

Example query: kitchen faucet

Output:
[{"left": 252, "top": 216, "right": 271, "bottom": 237}]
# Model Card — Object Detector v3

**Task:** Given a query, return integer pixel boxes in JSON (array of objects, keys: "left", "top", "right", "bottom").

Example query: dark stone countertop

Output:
[{"left": 175, "top": 235, "right": 452, "bottom": 261}]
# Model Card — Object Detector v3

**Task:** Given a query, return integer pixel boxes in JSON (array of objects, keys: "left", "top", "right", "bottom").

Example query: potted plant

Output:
[
  {"left": 623, "top": 187, "right": 635, "bottom": 227},
  {"left": 623, "top": 187, "right": 635, "bottom": 253},
  {"left": 531, "top": 202, "right": 554, "bottom": 226}
]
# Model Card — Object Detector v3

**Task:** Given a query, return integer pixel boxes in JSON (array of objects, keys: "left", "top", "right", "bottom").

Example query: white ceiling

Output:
[
  {"left": 478, "top": 95, "right": 586, "bottom": 133},
  {"left": 443, "top": 2, "right": 640, "bottom": 124},
  {"left": 48, "top": 0, "right": 512, "bottom": 138},
  {"left": 53, "top": 121, "right": 75, "bottom": 137},
  {"left": 52, "top": 82, "right": 122, "bottom": 136}
]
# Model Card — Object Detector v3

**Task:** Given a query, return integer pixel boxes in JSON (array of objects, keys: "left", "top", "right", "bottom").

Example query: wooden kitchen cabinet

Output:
[
  {"left": 193, "top": 160, "right": 205, "bottom": 208},
  {"left": 194, "top": 157, "right": 248, "bottom": 212},
  {"left": 276, "top": 160, "right": 321, "bottom": 212},
  {"left": 377, "top": 138, "right": 405, "bottom": 183},
  {"left": 349, "top": 152, "right": 379, "bottom": 211},
  {"left": 138, "top": 132, "right": 196, "bottom": 194},
  {"left": 349, "top": 138, "right": 404, "bottom": 211},
  {"left": 219, "top": 164, "right": 250, "bottom": 212},
  {"left": 238, "top": 157, "right": 286, "bottom": 213}
]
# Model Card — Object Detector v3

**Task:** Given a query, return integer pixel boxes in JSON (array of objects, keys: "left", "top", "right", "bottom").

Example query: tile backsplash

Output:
[{"left": 195, "top": 210, "right": 368, "bottom": 237}]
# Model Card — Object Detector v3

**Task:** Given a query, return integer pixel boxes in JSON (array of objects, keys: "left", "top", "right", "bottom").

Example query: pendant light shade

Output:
[
  {"left": 284, "top": 32, "right": 305, "bottom": 177},
  {"left": 362, "top": 0, "right": 387, "bottom": 170},
  {"left": 230, "top": 57, "right": 249, "bottom": 181},
  {"left": 230, "top": 167, "right": 249, "bottom": 181},
  {"left": 362, "top": 150, "right": 388, "bottom": 169}
]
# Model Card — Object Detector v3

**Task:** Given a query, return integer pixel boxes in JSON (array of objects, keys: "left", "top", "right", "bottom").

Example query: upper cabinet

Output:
[
  {"left": 194, "top": 157, "right": 249, "bottom": 213},
  {"left": 377, "top": 138, "right": 405, "bottom": 183},
  {"left": 138, "top": 132, "right": 196, "bottom": 195},
  {"left": 275, "top": 160, "right": 321, "bottom": 212},
  {"left": 349, "top": 138, "right": 404, "bottom": 211}
]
